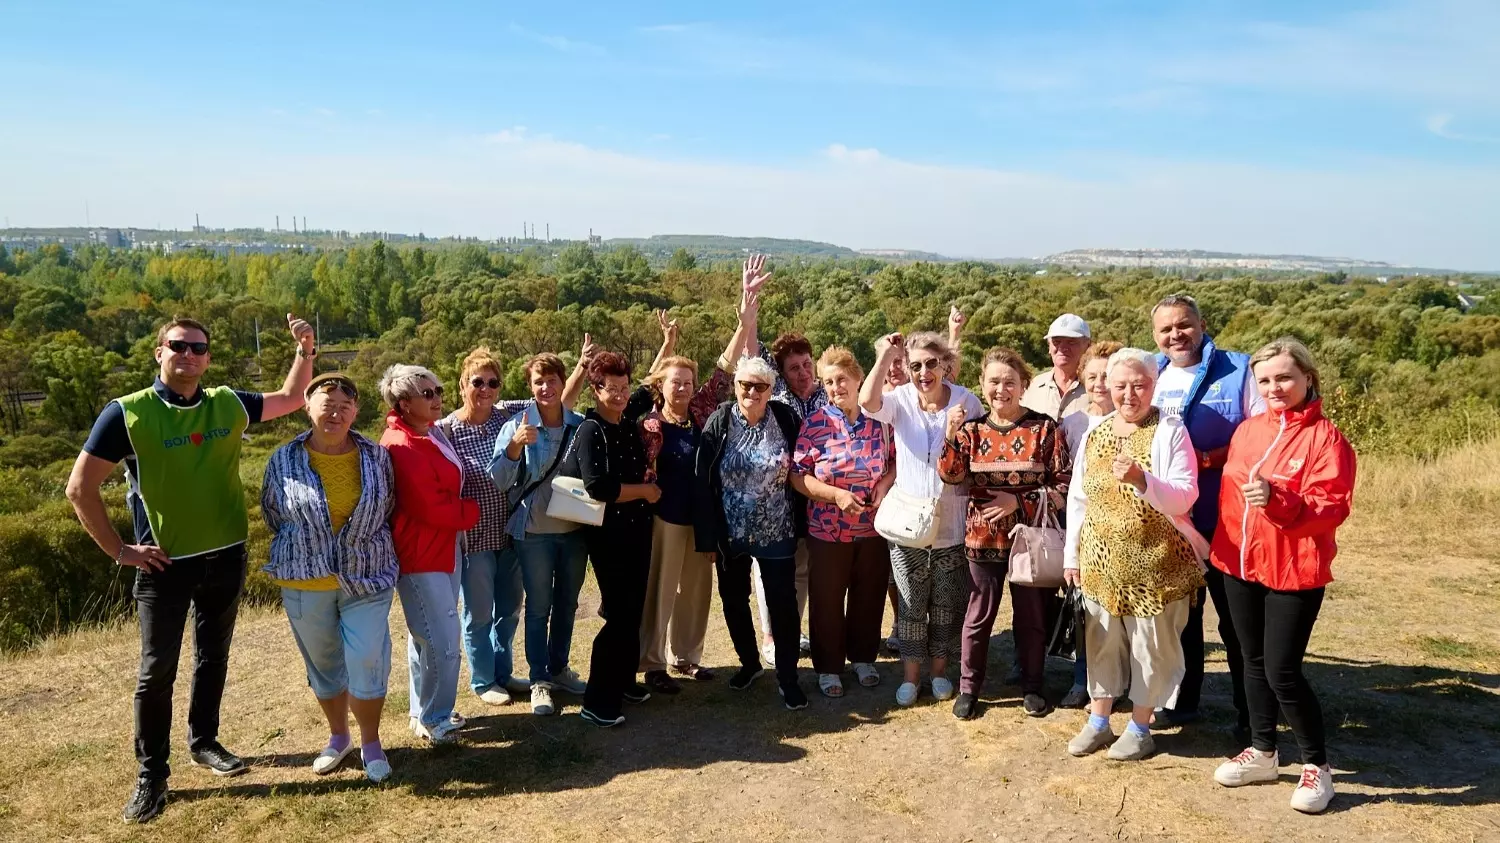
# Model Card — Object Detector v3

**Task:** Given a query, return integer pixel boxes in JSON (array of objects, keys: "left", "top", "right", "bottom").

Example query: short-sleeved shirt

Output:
[
  {"left": 82, "top": 378, "right": 264, "bottom": 548},
  {"left": 720, "top": 404, "right": 796, "bottom": 556},
  {"left": 438, "top": 401, "right": 531, "bottom": 555},
  {"left": 1154, "top": 363, "right": 1265, "bottom": 421},
  {"left": 792, "top": 405, "right": 892, "bottom": 542},
  {"left": 867, "top": 382, "right": 983, "bottom": 549},
  {"left": 1021, "top": 368, "right": 1087, "bottom": 421}
]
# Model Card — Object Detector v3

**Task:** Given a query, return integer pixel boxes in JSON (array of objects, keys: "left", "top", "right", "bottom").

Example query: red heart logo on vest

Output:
[{"left": 191, "top": 432, "right": 204, "bottom": 446}]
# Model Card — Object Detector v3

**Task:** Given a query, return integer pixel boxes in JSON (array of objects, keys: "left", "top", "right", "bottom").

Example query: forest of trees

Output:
[{"left": 1, "top": 237, "right": 1498, "bottom": 649}]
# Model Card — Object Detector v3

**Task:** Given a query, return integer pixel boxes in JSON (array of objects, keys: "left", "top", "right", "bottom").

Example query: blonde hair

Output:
[
  {"left": 817, "top": 346, "right": 864, "bottom": 382},
  {"left": 643, "top": 355, "right": 700, "bottom": 406},
  {"left": 905, "top": 331, "right": 954, "bottom": 364},
  {"left": 460, "top": 346, "right": 503, "bottom": 384},
  {"left": 1082, "top": 340, "right": 1124, "bottom": 366},
  {"left": 1251, "top": 337, "right": 1321, "bottom": 400},
  {"left": 1104, "top": 348, "right": 1158, "bottom": 384}
]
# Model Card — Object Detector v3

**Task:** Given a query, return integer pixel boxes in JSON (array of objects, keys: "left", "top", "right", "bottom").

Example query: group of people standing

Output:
[{"left": 66, "top": 262, "right": 1355, "bottom": 825}]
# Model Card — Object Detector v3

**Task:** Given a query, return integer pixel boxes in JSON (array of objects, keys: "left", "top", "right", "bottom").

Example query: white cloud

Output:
[
  {"left": 1427, "top": 113, "right": 1500, "bottom": 144},
  {"left": 825, "top": 144, "right": 881, "bottom": 164},
  {"left": 507, "top": 23, "right": 604, "bottom": 55}
]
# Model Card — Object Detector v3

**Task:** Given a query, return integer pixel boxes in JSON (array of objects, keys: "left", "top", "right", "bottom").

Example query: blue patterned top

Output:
[{"left": 720, "top": 404, "right": 795, "bottom": 553}]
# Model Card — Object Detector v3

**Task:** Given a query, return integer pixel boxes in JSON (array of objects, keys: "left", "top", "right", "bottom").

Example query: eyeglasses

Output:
[
  {"left": 736, "top": 381, "right": 772, "bottom": 394},
  {"left": 469, "top": 377, "right": 501, "bottom": 390},
  {"left": 311, "top": 381, "right": 359, "bottom": 401},
  {"left": 418, "top": 386, "right": 444, "bottom": 400},
  {"left": 908, "top": 359, "right": 942, "bottom": 373},
  {"left": 165, "top": 340, "right": 210, "bottom": 356}
]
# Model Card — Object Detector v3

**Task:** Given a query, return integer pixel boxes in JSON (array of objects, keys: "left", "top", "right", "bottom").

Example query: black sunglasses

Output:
[
  {"left": 419, "top": 385, "right": 444, "bottom": 400},
  {"left": 737, "top": 381, "right": 771, "bottom": 394},
  {"left": 470, "top": 377, "right": 501, "bottom": 390},
  {"left": 165, "top": 340, "right": 210, "bottom": 356},
  {"left": 311, "top": 381, "right": 359, "bottom": 401},
  {"left": 908, "top": 358, "right": 942, "bottom": 373}
]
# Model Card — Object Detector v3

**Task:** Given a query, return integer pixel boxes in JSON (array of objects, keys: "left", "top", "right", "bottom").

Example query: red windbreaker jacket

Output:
[
  {"left": 1209, "top": 398, "right": 1356, "bottom": 591},
  {"left": 380, "top": 411, "right": 479, "bottom": 575}
]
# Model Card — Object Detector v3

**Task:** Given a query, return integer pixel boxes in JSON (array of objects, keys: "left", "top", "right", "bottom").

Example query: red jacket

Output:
[
  {"left": 1210, "top": 398, "right": 1355, "bottom": 591},
  {"left": 380, "top": 411, "right": 480, "bottom": 575}
]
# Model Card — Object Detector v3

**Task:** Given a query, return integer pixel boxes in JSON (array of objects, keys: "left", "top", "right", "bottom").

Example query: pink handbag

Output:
[{"left": 1008, "top": 490, "right": 1065, "bottom": 588}]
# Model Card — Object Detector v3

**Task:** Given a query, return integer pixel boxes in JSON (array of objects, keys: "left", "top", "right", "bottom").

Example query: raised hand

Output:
[
  {"left": 874, "top": 332, "right": 904, "bottom": 361},
  {"left": 948, "top": 305, "right": 967, "bottom": 335},
  {"left": 580, "top": 333, "right": 599, "bottom": 365},
  {"left": 656, "top": 309, "right": 680, "bottom": 345},
  {"left": 738, "top": 289, "right": 760, "bottom": 322},
  {"left": 946, "top": 404, "right": 968, "bottom": 442},
  {"left": 742, "top": 254, "right": 771, "bottom": 293},
  {"left": 511, "top": 420, "right": 539, "bottom": 448},
  {"left": 287, "top": 313, "right": 315, "bottom": 351}
]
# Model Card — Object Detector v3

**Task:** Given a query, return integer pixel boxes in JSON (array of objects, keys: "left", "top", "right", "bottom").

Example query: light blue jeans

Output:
[
  {"left": 283, "top": 586, "right": 395, "bottom": 700},
  {"left": 515, "top": 531, "right": 588, "bottom": 683},
  {"left": 460, "top": 547, "right": 524, "bottom": 694},
  {"left": 397, "top": 562, "right": 462, "bottom": 729}
]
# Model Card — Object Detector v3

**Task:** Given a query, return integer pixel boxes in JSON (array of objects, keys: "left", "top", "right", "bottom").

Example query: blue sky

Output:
[{"left": 3, "top": 0, "right": 1498, "bottom": 267}]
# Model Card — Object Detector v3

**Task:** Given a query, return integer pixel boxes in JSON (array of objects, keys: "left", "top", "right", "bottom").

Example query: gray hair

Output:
[
  {"left": 378, "top": 364, "right": 440, "bottom": 409},
  {"left": 1151, "top": 293, "right": 1203, "bottom": 321},
  {"left": 732, "top": 355, "right": 777, "bottom": 385},
  {"left": 1105, "top": 348, "right": 1159, "bottom": 384}
]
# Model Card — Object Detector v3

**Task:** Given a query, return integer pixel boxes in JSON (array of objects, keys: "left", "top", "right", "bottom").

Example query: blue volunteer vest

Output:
[{"left": 1154, "top": 336, "right": 1252, "bottom": 539}]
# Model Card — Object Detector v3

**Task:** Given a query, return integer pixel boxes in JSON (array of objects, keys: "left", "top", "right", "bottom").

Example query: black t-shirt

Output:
[{"left": 82, "top": 378, "right": 265, "bottom": 546}]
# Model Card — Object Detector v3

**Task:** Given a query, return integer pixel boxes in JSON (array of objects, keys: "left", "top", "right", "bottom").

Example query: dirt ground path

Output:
[{"left": 1, "top": 498, "right": 1497, "bottom": 843}]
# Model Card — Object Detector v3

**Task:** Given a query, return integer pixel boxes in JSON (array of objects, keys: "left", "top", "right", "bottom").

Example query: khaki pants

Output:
[
  {"left": 1083, "top": 595, "right": 1190, "bottom": 711},
  {"left": 754, "top": 539, "right": 809, "bottom": 642},
  {"left": 638, "top": 517, "right": 714, "bottom": 672}
]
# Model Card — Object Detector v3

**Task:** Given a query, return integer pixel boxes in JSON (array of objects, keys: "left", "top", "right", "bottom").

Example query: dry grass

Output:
[{"left": 1, "top": 443, "right": 1498, "bottom": 842}]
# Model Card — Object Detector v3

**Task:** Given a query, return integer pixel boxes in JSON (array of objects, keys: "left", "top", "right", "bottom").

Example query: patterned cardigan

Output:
[{"left": 260, "top": 430, "right": 400, "bottom": 595}]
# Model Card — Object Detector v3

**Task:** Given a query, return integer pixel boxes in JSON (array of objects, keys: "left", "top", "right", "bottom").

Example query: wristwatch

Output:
[{"left": 298, "top": 345, "right": 318, "bottom": 359}]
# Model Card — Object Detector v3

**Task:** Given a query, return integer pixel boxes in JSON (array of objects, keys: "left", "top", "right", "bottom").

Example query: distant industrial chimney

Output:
[
  {"left": 276, "top": 215, "right": 280, "bottom": 231},
  {"left": 546, "top": 223, "right": 550, "bottom": 242}
]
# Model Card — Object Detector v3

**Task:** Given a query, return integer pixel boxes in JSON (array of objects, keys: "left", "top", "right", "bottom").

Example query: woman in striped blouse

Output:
[{"left": 261, "top": 373, "right": 400, "bottom": 783}]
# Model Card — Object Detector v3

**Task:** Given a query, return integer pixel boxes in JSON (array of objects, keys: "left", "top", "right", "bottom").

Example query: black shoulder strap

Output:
[{"left": 515, "top": 424, "right": 576, "bottom": 504}]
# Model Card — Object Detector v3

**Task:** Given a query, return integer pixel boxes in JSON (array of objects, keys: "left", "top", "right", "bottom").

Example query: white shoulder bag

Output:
[
  {"left": 872, "top": 414, "right": 941, "bottom": 548},
  {"left": 545, "top": 420, "right": 606, "bottom": 526}
]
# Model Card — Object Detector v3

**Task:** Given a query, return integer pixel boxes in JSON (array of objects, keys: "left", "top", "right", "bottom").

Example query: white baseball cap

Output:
[{"left": 1045, "top": 313, "right": 1091, "bottom": 339}]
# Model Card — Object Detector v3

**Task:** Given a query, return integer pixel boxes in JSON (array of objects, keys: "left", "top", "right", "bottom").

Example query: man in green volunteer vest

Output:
[{"left": 66, "top": 314, "right": 316, "bottom": 824}]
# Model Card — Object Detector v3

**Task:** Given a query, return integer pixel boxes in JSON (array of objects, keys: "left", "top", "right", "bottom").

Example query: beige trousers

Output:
[
  {"left": 754, "top": 539, "right": 810, "bottom": 642},
  {"left": 639, "top": 517, "right": 715, "bottom": 672},
  {"left": 1083, "top": 595, "right": 1190, "bottom": 711}
]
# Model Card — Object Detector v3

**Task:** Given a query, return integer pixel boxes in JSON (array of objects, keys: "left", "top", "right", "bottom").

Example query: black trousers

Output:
[
  {"left": 583, "top": 520, "right": 652, "bottom": 719},
  {"left": 718, "top": 551, "right": 800, "bottom": 690},
  {"left": 1172, "top": 565, "right": 1248, "bottom": 727},
  {"left": 133, "top": 545, "right": 248, "bottom": 781},
  {"left": 1222, "top": 572, "right": 1328, "bottom": 766}
]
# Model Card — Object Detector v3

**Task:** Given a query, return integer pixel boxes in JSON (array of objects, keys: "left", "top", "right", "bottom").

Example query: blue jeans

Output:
[
  {"left": 460, "top": 548, "right": 523, "bottom": 694},
  {"left": 515, "top": 531, "right": 588, "bottom": 683},
  {"left": 397, "top": 564, "right": 462, "bottom": 729},
  {"left": 283, "top": 586, "right": 395, "bottom": 700}
]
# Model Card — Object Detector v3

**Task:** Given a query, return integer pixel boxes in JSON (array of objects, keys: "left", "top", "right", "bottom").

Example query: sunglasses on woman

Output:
[
  {"left": 469, "top": 377, "right": 501, "bottom": 389},
  {"left": 419, "top": 385, "right": 444, "bottom": 400},
  {"left": 737, "top": 381, "right": 772, "bottom": 394},
  {"left": 165, "top": 340, "right": 210, "bottom": 356},
  {"left": 908, "top": 358, "right": 943, "bottom": 373}
]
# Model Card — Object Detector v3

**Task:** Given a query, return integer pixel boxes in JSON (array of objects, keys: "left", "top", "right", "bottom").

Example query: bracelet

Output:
[{"left": 114, "top": 545, "right": 127, "bottom": 564}]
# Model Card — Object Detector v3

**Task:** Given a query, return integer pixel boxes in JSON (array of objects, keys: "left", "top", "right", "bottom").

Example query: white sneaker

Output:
[
  {"left": 550, "top": 668, "right": 587, "bottom": 695},
  {"left": 410, "top": 718, "right": 459, "bottom": 743},
  {"left": 760, "top": 641, "right": 777, "bottom": 667},
  {"left": 448, "top": 711, "right": 466, "bottom": 729},
  {"left": 895, "top": 681, "right": 919, "bottom": 706},
  {"left": 1215, "top": 747, "right": 1280, "bottom": 787},
  {"left": 930, "top": 677, "right": 955, "bottom": 701},
  {"left": 1290, "top": 765, "right": 1334, "bottom": 814},
  {"left": 531, "top": 682, "right": 555, "bottom": 716},
  {"left": 478, "top": 687, "right": 511, "bottom": 706},
  {"left": 364, "top": 756, "right": 392, "bottom": 783}
]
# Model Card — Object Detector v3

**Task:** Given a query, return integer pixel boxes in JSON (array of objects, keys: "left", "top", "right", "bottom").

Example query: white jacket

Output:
[{"left": 1064, "top": 411, "right": 1210, "bottom": 571}]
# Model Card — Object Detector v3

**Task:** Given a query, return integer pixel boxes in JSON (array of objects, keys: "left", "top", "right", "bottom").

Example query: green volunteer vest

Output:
[{"left": 118, "top": 385, "right": 251, "bottom": 559}]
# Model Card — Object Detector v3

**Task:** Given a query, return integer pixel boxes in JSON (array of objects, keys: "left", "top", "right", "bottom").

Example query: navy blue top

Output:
[{"left": 655, "top": 421, "right": 698, "bottom": 526}]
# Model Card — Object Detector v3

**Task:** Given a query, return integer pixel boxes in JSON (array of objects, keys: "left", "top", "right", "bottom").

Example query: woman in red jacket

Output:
[
  {"left": 1208, "top": 338, "right": 1355, "bottom": 814},
  {"left": 379, "top": 364, "right": 480, "bottom": 744}
]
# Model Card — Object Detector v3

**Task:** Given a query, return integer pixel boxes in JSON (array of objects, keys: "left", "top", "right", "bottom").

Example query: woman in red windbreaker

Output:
[
  {"left": 379, "top": 364, "right": 480, "bottom": 745},
  {"left": 1207, "top": 338, "right": 1355, "bottom": 815}
]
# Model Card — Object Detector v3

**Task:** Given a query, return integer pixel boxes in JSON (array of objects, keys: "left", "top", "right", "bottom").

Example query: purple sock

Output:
[
  {"left": 361, "top": 740, "right": 386, "bottom": 763},
  {"left": 328, "top": 733, "right": 351, "bottom": 753}
]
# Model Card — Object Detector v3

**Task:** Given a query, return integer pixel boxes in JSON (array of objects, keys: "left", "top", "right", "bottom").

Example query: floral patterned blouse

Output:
[
  {"left": 792, "top": 405, "right": 892, "bottom": 542},
  {"left": 719, "top": 404, "right": 796, "bottom": 554}
]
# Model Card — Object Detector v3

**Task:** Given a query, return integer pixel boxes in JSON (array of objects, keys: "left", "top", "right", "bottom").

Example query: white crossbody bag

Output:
[
  {"left": 872, "top": 414, "right": 942, "bottom": 548},
  {"left": 545, "top": 420, "right": 606, "bottom": 526}
]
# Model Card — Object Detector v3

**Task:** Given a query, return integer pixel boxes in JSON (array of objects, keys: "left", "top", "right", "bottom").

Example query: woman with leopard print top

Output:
[{"left": 1061, "top": 348, "right": 1209, "bottom": 762}]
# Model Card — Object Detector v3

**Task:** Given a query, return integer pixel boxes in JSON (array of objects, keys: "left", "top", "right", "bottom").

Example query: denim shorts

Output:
[{"left": 283, "top": 586, "right": 395, "bottom": 700}]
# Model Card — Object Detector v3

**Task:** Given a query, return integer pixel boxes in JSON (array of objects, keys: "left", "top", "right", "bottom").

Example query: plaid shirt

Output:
[{"left": 437, "top": 401, "right": 531, "bottom": 554}]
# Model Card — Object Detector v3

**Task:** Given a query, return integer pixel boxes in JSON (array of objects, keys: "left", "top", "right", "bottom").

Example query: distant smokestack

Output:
[
  {"left": 546, "top": 223, "right": 550, "bottom": 242},
  {"left": 302, "top": 216, "right": 306, "bottom": 233},
  {"left": 276, "top": 215, "right": 280, "bottom": 231}
]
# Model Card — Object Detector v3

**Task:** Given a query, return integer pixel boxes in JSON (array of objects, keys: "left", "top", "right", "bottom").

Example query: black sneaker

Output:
[
  {"left": 1023, "top": 693, "right": 1053, "bottom": 717},
  {"left": 729, "top": 666, "right": 765, "bottom": 691},
  {"left": 189, "top": 741, "right": 247, "bottom": 777},
  {"left": 644, "top": 670, "right": 681, "bottom": 695},
  {"left": 952, "top": 692, "right": 979, "bottom": 720},
  {"left": 122, "top": 777, "right": 167, "bottom": 824},
  {"left": 1058, "top": 685, "right": 1091, "bottom": 709},
  {"left": 779, "top": 684, "right": 809, "bottom": 710},
  {"left": 623, "top": 682, "right": 652, "bottom": 704},
  {"left": 579, "top": 708, "right": 625, "bottom": 728},
  {"left": 1154, "top": 707, "right": 1202, "bottom": 728}
]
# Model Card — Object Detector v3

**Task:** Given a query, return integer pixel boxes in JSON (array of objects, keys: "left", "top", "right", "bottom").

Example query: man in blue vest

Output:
[
  {"left": 66, "top": 314, "right": 316, "bottom": 824},
  {"left": 1150, "top": 294, "right": 1265, "bottom": 743}
]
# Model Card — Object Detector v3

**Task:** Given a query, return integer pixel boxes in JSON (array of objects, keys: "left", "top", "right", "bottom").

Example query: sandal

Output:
[
  {"left": 644, "top": 670, "right": 682, "bottom": 695},
  {"left": 853, "top": 662, "right": 880, "bottom": 687},
  {"left": 671, "top": 663, "right": 716, "bottom": 681},
  {"left": 818, "top": 673, "right": 845, "bottom": 698}
]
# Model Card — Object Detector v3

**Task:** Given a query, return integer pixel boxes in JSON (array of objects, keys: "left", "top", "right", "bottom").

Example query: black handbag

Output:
[{"left": 1047, "top": 585, "right": 1086, "bottom": 660}]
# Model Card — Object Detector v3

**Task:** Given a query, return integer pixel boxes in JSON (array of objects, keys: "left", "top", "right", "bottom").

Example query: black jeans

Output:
[
  {"left": 1172, "top": 565, "right": 1248, "bottom": 727},
  {"left": 133, "top": 545, "right": 248, "bottom": 781},
  {"left": 1222, "top": 572, "right": 1327, "bottom": 766},
  {"left": 582, "top": 521, "right": 651, "bottom": 719},
  {"left": 719, "top": 552, "right": 800, "bottom": 690}
]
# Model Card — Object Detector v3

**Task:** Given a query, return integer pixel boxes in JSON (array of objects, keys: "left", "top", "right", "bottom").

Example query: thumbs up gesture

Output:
[
  {"left": 287, "top": 313, "right": 315, "bottom": 353},
  {"left": 1242, "top": 475, "right": 1271, "bottom": 508}
]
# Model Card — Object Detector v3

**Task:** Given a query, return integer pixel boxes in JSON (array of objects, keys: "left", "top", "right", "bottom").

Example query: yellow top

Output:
[{"left": 272, "top": 446, "right": 362, "bottom": 592}]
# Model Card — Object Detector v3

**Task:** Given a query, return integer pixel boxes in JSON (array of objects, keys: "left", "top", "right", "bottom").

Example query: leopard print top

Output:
[{"left": 1077, "top": 409, "right": 1205, "bottom": 618}]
